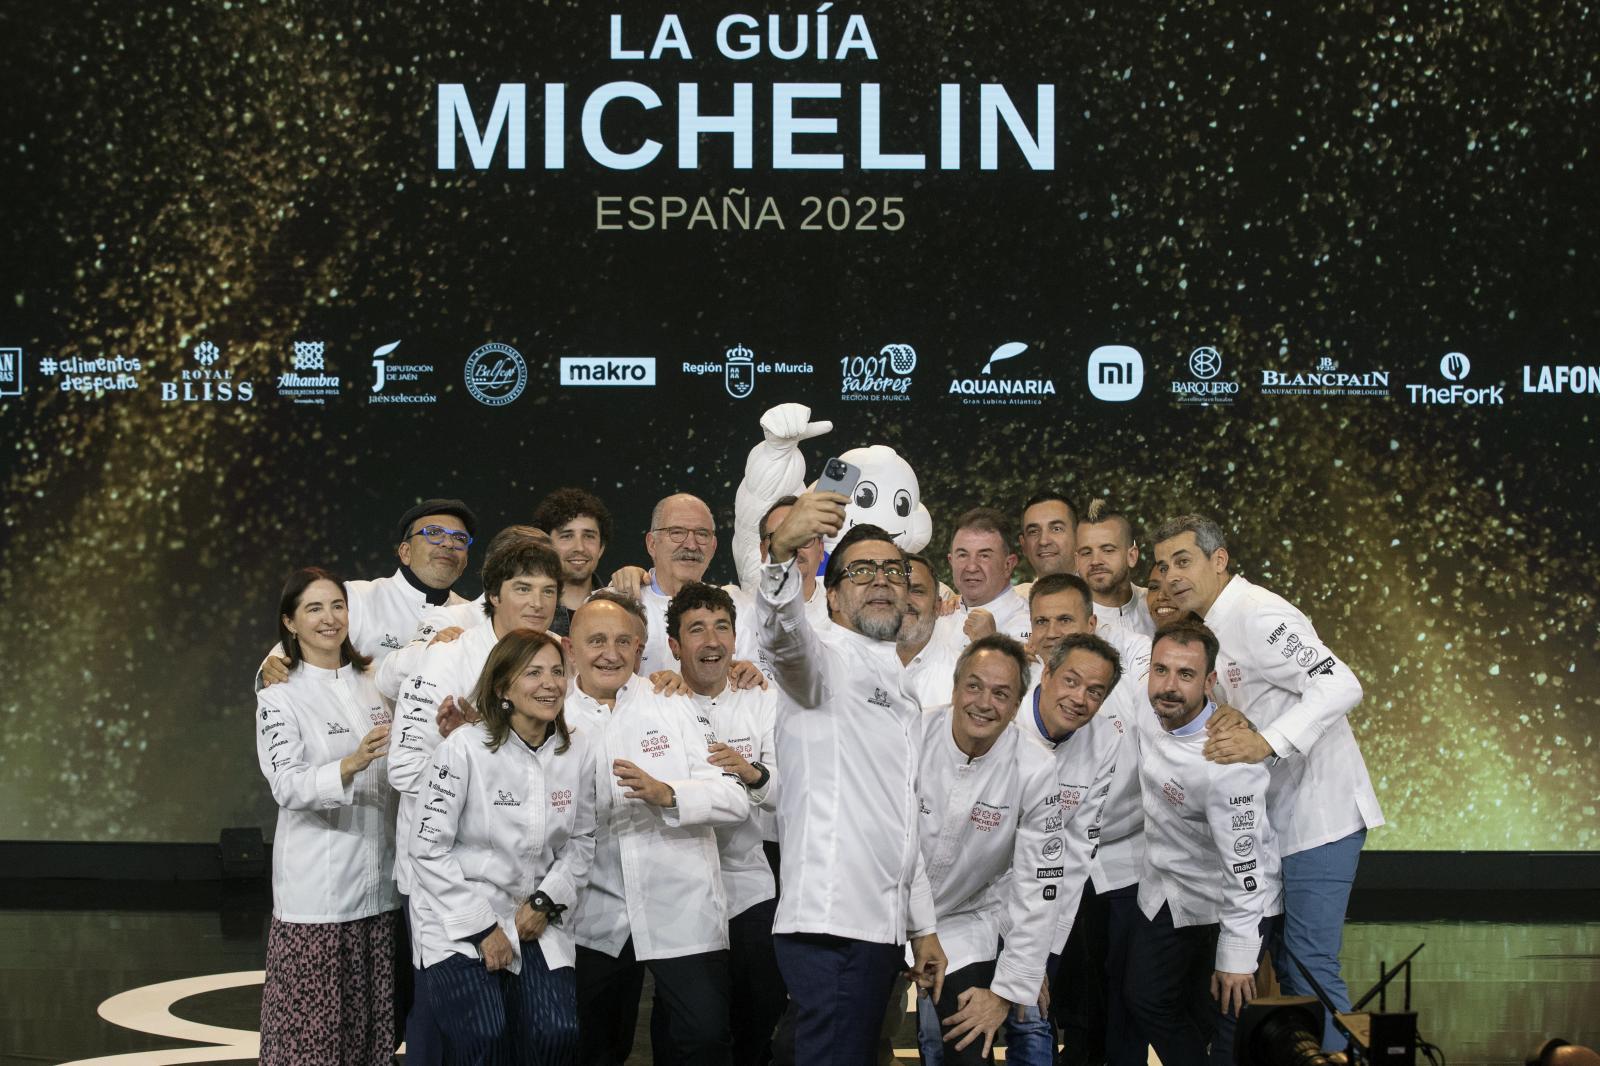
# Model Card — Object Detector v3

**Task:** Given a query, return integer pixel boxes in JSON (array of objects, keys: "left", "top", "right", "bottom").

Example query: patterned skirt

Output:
[{"left": 260, "top": 910, "right": 399, "bottom": 1066}]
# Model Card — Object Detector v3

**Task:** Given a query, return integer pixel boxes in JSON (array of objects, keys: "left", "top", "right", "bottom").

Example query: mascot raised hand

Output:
[{"left": 732, "top": 403, "right": 934, "bottom": 592}]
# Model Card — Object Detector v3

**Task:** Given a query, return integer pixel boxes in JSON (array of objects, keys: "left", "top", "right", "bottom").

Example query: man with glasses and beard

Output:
[
  {"left": 757, "top": 492, "right": 948, "bottom": 1066},
  {"left": 615, "top": 493, "right": 763, "bottom": 678}
]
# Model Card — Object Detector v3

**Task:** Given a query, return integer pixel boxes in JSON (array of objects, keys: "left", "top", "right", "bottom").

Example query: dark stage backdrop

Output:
[{"left": 0, "top": 2, "right": 1595, "bottom": 848}]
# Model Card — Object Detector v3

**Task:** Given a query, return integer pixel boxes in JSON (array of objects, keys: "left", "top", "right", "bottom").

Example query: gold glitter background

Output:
[{"left": 0, "top": 2, "right": 1595, "bottom": 847}]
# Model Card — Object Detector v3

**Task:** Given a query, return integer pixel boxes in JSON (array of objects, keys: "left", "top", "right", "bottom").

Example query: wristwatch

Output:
[{"left": 745, "top": 761, "right": 771, "bottom": 791}]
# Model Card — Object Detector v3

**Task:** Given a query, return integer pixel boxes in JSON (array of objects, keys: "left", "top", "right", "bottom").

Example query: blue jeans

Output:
[
  {"left": 914, "top": 952, "right": 1058, "bottom": 1066},
  {"left": 1272, "top": 828, "right": 1365, "bottom": 1050}
]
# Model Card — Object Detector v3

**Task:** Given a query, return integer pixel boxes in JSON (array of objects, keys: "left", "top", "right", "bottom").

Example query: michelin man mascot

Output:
[{"left": 732, "top": 403, "right": 934, "bottom": 594}]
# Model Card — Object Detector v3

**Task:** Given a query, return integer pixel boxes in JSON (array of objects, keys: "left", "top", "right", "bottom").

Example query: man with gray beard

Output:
[{"left": 758, "top": 496, "right": 947, "bottom": 1066}]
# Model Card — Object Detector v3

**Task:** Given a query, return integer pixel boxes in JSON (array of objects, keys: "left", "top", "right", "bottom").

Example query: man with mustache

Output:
[
  {"left": 1151, "top": 515, "right": 1382, "bottom": 1052},
  {"left": 533, "top": 487, "right": 614, "bottom": 621},
  {"left": 622, "top": 492, "right": 763, "bottom": 678},
  {"left": 1075, "top": 500, "right": 1155, "bottom": 639},
  {"left": 1024, "top": 574, "right": 1153, "bottom": 1066},
  {"left": 256, "top": 498, "right": 477, "bottom": 687},
  {"left": 756, "top": 492, "right": 947, "bottom": 1066},
  {"left": 1127, "top": 619, "right": 1281, "bottom": 1066}
]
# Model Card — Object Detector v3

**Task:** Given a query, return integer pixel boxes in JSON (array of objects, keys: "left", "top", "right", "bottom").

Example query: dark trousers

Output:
[
  {"left": 576, "top": 938, "right": 731, "bottom": 1066},
  {"left": 402, "top": 899, "right": 448, "bottom": 1065},
  {"left": 421, "top": 942, "right": 579, "bottom": 1065},
  {"left": 1102, "top": 887, "right": 1146, "bottom": 1066},
  {"left": 772, "top": 932, "right": 904, "bottom": 1066},
  {"left": 1055, "top": 881, "right": 1110, "bottom": 1066},
  {"left": 1124, "top": 905, "right": 1275, "bottom": 1066},
  {"left": 729, "top": 898, "right": 786, "bottom": 1065}
]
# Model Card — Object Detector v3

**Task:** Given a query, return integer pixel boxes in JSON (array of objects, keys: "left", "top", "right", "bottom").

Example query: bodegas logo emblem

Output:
[{"left": 949, "top": 342, "right": 1056, "bottom": 406}]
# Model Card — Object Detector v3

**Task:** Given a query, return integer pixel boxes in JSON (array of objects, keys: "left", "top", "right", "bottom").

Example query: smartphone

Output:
[{"left": 816, "top": 456, "right": 861, "bottom": 499}]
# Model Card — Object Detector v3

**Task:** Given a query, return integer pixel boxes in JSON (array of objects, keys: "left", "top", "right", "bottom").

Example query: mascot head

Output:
[{"left": 824, "top": 444, "right": 933, "bottom": 555}]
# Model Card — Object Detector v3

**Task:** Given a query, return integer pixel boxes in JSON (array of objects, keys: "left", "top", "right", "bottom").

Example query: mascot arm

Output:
[{"left": 733, "top": 404, "right": 832, "bottom": 593}]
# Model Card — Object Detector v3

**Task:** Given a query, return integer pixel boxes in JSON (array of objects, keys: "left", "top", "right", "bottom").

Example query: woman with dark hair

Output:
[
  {"left": 255, "top": 567, "right": 401, "bottom": 1065},
  {"left": 409, "top": 627, "right": 597, "bottom": 1065}
]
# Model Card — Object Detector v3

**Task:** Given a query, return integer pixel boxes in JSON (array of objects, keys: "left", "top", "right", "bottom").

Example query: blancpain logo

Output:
[
  {"left": 1406, "top": 352, "right": 1504, "bottom": 406},
  {"left": 1522, "top": 363, "right": 1600, "bottom": 394},
  {"left": 1260, "top": 356, "right": 1390, "bottom": 397},
  {"left": 949, "top": 342, "right": 1056, "bottom": 405}
]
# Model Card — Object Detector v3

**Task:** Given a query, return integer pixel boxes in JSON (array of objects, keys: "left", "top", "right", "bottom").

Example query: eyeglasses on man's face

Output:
[
  {"left": 652, "top": 526, "right": 714, "bottom": 545},
  {"left": 839, "top": 560, "right": 908, "bottom": 585},
  {"left": 411, "top": 524, "right": 473, "bottom": 549}
]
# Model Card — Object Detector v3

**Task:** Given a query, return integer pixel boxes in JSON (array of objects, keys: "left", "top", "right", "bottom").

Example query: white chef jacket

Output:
[
  {"left": 349, "top": 568, "right": 469, "bottom": 662},
  {"left": 1204, "top": 575, "right": 1384, "bottom": 856},
  {"left": 1086, "top": 629, "right": 1153, "bottom": 893},
  {"left": 1133, "top": 702, "right": 1282, "bottom": 974},
  {"left": 901, "top": 626, "right": 963, "bottom": 711},
  {"left": 756, "top": 557, "right": 937, "bottom": 945},
  {"left": 256, "top": 662, "right": 399, "bottom": 924},
  {"left": 569, "top": 681, "right": 752, "bottom": 960},
  {"left": 1094, "top": 585, "right": 1155, "bottom": 640},
  {"left": 695, "top": 684, "right": 780, "bottom": 915},
  {"left": 1015, "top": 693, "right": 1122, "bottom": 951},
  {"left": 376, "top": 594, "right": 487, "bottom": 700},
  {"left": 640, "top": 572, "right": 762, "bottom": 678},
  {"left": 933, "top": 586, "right": 1033, "bottom": 650},
  {"left": 388, "top": 622, "right": 500, "bottom": 894},
  {"left": 917, "top": 707, "right": 1064, "bottom": 1005},
  {"left": 409, "top": 721, "right": 598, "bottom": 973}
]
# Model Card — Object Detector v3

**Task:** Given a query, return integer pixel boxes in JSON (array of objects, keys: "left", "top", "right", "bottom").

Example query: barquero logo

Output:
[
  {"left": 949, "top": 341, "right": 1056, "bottom": 406},
  {"left": 465, "top": 342, "right": 528, "bottom": 406}
]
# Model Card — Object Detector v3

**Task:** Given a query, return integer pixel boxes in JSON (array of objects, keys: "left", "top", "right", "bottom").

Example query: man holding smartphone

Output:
[{"left": 757, "top": 488, "right": 948, "bottom": 1066}]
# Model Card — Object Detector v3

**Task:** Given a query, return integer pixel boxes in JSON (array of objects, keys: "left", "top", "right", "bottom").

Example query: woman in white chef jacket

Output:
[
  {"left": 255, "top": 567, "right": 401, "bottom": 1065},
  {"left": 408, "top": 627, "right": 597, "bottom": 1065}
]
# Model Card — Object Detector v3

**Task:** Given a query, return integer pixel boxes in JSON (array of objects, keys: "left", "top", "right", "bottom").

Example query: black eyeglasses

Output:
[
  {"left": 651, "top": 526, "right": 714, "bottom": 545},
  {"left": 840, "top": 560, "right": 908, "bottom": 585}
]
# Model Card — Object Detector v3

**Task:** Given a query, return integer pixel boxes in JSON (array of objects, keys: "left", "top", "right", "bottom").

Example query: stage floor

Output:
[{"left": 2, "top": 890, "right": 1595, "bottom": 1065}]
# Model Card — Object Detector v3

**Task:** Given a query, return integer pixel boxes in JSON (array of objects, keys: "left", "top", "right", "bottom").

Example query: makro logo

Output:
[
  {"left": 0, "top": 347, "right": 22, "bottom": 397},
  {"left": 1406, "top": 351, "right": 1504, "bottom": 406},
  {"left": 1087, "top": 345, "right": 1143, "bottom": 402},
  {"left": 949, "top": 341, "right": 1057, "bottom": 406},
  {"left": 560, "top": 356, "right": 657, "bottom": 386},
  {"left": 1523, "top": 363, "right": 1600, "bottom": 395},
  {"left": 465, "top": 342, "right": 528, "bottom": 406},
  {"left": 161, "top": 341, "right": 255, "bottom": 403}
]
